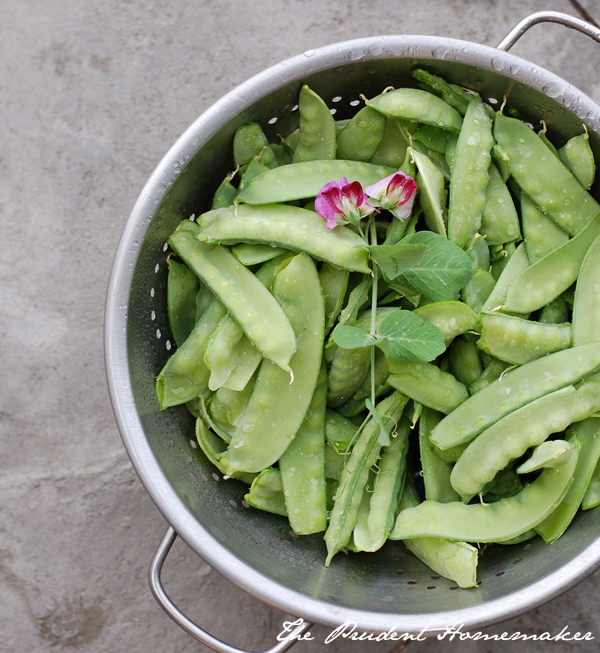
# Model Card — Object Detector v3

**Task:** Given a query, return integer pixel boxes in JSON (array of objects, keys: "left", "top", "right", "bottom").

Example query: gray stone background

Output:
[{"left": 3, "top": 0, "right": 600, "bottom": 651}]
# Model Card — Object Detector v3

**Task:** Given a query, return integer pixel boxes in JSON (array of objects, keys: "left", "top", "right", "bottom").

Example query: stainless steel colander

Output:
[{"left": 105, "top": 11, "right": 600, "bottom": 651}]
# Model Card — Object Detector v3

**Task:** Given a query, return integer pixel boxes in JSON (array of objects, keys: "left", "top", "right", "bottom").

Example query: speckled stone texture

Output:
[{"left": 2, "top": 1, "right": 600, "bottom": 651}]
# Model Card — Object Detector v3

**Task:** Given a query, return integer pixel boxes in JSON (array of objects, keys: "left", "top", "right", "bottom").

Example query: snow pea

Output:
[
  {"left": 195, "top": 283, "right": 213, "bottom": 322},
  {"left": 447, "top": 96, "right": 494, "bottom": 249},
  {"left": 468, "top": 357, "right": 510, "bottom": 395},
  {"left": 209, "top": 381, "right": 255, "bottom": 430},
  {"left": 411, "top": 148, "right": 447, "bottom": 237},
  {"left": 448, "top": 337, "right": 483, "bottom": 388},
  {"left": 197, "top": 204, "right": 370, "bottom": 274},
  {"left": 167, "top": 258, "right": 199, "bottom": 347},
  {"left": 169, "top": 221, "right": 296, "bottom": 372},
  {"left": 450, "top": 383, "right": 600, "bottom": 501},
  {"left": 366, "top": 88, "right": 463, "bottom": 133},
  {"left": 466, "top": 233, "right": 490, "bottom": 273},
  {"left": 493, "top": 112, "right": 600, "bottom": 236},
  {"left": 319, "top": 263, "right": 350, "bottom": 333},
  {"left": 204, "top": 313, "right": 244, "bottom": 391},
  {"left": 369, "top": 117, "right": 408, "bottom": 167},
  {"left": 480, "top": 163, "right": 520, "bottom": 245},
  {"left": 445, "top": 132, "right": 458, "bottom": 174},
  {"left": 413, "top": 301, "right": 480, "bottom": 346},
  {"left": 325, "top": 409, "right": 358, "bottom": 453},
  {"left": 324, "top": 391, "right": 409, "bottom": 565},
  {"left": 244, "top": 468, "right": 288, "bottom": 516},
  {"left": 491, "top": 144, "right": 510, "bottom": 182},
  {"left": 573, "top": 233, "right": 600, "bottom": 346},
  {"left": 279, "top": 365, "right": 328, "bottom": 535},
  {"left": 482, "top": 243, "right": 529, "bottom": 312},
  {"left": 490, "top": 241, "right": 516, "bottom": 280},
  {"left": 516, "top": 439, "right": 572, "bottom": 474},
  {"left": 521, "top": 193, "right": 569, "bottom": 264},
  {"left": 392, "top": 481, "right": 478, "bottom": 588},
  {"left": 391, "top": 447, "right": 578, "bottom": 542},
  {"left": 482, "top": 468, "right": 523, "bottom": 503},
  {"left": 430, "top": 343, "right": 600, "bottom": 449},
  {"left": 195, "top": 419, "right": 255, "bottom": 484},
  {"left": 398, "top": 119, "right": 448, "bottom": 154},
  {"left": 536, "top": 419, "right": 600, "bottom": 543},
  {"left": 211, "top": 171, "right": 238, "bottom": 209},
  {"left": 231, "top": 243, "right": 288, "bottom": 266},
  {"left": 336, "top": 106, "right": 387, "bottom": 162},
  {"left": 156, "top": 296, "right": 227, "bottom": 408},
  {"left": 478, "top": 312, "right": 571, "bottom": 365},
  {"left": 353, "top": 416, "right": 410, "bottom": 552},
  {"left": 583, "top": 456, "right": 600, "bottom": 510},
  {"left": 558, "top": 127, "right": 595, "bottom": 190},
  {"left": 293, "top": 85, "right": 336, "bottom": 162},
  {"left": 461, "top": 268, "right": 496, "bottom": 314},
  {"left": 387, "top": 360, "right": 469, "bottom": 414},
  {"left": 226, "top": 253, "right": 324, "bottom": 474},
  {"left": 502, "top": 212, "right": 600, "bottom": 314},
  {"left": 540, "top": 297, "right": 569, "bottom": 325},
  {"left": 411, "top": 69, "right": 470, "bottom": 116},
  {"left": 235, "top": 159, "right": 393, "bottom": 204},
  {"left": 233, "top": 123, "right": 271, "bottom": 168},
  {"left": 221, "top": 336, "right": 262, "bottom": 392}
]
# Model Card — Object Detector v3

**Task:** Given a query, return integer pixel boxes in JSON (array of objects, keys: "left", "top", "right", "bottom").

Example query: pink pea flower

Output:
[
  {"left": 315, "top": 177, "right": 375, "bottom": 229},
  {"left": 365, "top": 171, "right": 417, "bottom": 220}
]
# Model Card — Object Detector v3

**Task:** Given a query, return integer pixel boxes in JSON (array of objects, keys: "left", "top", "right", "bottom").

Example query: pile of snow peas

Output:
[{"left": 157, "top": 69, "right": 600, "bottom": 589}]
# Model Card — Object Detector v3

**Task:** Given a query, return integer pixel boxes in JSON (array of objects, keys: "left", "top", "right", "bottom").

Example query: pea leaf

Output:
[
  {"left": 365, "top": 398, "right": 391, "bottom": 446},
  {"left": 394, "top": 231, "right": 472, "bottom": 302},
  {"left": 376, "top": 310, "right": 446, "bottom": 362},
  {"left": 331, "top": 325, "right": 377, "bottom": 350},
  {"left": 367, "top": 243, "right": 427, "bottom": 280}
]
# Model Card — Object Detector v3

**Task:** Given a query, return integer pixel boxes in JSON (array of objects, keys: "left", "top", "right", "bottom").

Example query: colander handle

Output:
[
  {"left": 149, "top": 527, "right": 312, "bottom": 653},
  {"left": 497, "top": 10, "right": 600, "bottom": 51}
]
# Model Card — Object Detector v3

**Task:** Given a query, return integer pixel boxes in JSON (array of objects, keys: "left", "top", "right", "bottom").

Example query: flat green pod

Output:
[
  {"left": 293, "top": 85, "right": 336, "bottom": 162},
  {"left": 480, "top": 163, "right": 521, "bottom": 245},
  {"left": 233, "top": 123, "right": 270, "bottom": 167},
  {"left": 411, "top": 148, "right": 447, "bottom": 237},
  {"left": 369, "top": 117, "right": 409, "bottom": 167},
  {"left": 413, "top": 301, "right": 480, "bottom": 346},
  {"left": 244, "top": 468, "right": 288, "bottom": 516},
  {"left": 521, "top": 194, "right": 569, "bottom": 265},
  {"left": 517, "top": 439, "right": 572, "bottom": 474},
  {"left": 167, "top": 258, "right": 199, "bottom": 347},
  {"left": 573, "top": 232, "right": 600, "bottom": 346},
  {"left": 336, "top": 106, "right": 387, "bottom": 161},
  {"left": 559, "top": 128, "right": 595, "bottom": 190}
]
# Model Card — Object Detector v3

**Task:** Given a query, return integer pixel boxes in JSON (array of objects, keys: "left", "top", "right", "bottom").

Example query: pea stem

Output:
[{"left": 369, "top": 218, "right": 378, "bottom": 407}]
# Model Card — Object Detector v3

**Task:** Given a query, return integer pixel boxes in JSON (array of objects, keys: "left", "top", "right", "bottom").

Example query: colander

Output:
[{"left": 105, "top": 10, "right": 600, "bottom": 651}]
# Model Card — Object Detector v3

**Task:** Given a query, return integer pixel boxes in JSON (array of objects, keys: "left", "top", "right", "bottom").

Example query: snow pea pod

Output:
[
  {"left": 167, "top": 258, "right": 199, "bottom": 347},
  {"left": 480, "top": 163, "right": 520, "bottom": 245},
  {"left": 226, "top": 253, "right": 324, "bottom": 474},
  {"left": 481, "top": 243, "right": 529, "bottom": 312},
  {"left": 536, "top": 418, "right": 600, "bottom": 543},
  {"left": 392, "top": 481, "right": 478, "bottom": 588},
  {"left": 235, "top": 160, "right": 393, "bottom": 204},
  {"left": 450, "top": 384, "right": 600, "bottom": 502},
  {"left": 369, "top": 117, "right": 408, "bottom": 167},
  {"left": 279, "top": 365, "right": 328, "bottom": 535},
  {"left": 540, "top": 297, "right": 568, "bottom": 325},
  {"left": 502, "top": 212, "right": 600, "bottom": 314},
  {"left": 319, "top": 263, "right": 350, "bottom": 333},
  {"left": 391, "top": 446, "right": 578, "bottom": 542},
  {"left": 411, "top": 148, "right": 447, "bottom": 237},
  {"left": 211, "top": 171, "right": 238, "bottom": 209},
  {"left": 493, "top": 113, "right": 600, "bottom": 235},
  {"left": 583, "top": 456, "right": 600, "bottom": 510},
  {"left": 195, "top": 419, "right": 255, "bottom": 484},
  {"left": 430, "top": 343, "right": 600, "bottom": 449},
  {"left": 222, "top": 336, "right": 262, "bottom": 392},
  {"left": 558, "top": 128, "right": 595, "bottom": 190},
  {"left": 325, "top": 409, "right": 358, "bottom": 453},
  {"left": 387, "top": 360, "right": 469, "bottom": 414},
  {"left": 573, "top": 233, "right": 600, "bottom": 346},
  {"left": 169, "top": 221, "right": 296, "bottom": 372},
  {"left": 324, "top": 391, "right": 409, "bottom": 565},
  {"left": 233, "top": 122, "right": 271, "bottom": 167},
  {"left": 411, "top": 69, "right": 471, "bottom": 116},
  {"left": 399, "top": 119, "right": 448, "bottom": 154},
  {"left": 516, "top": 439, "right": 572, "bottom": 474},
  {"left": 468, "top": 357, "right": 510, "bottom": 395},
  {"left": 521, "top": 193, "right": 569, "bottom": 265},
  {"left": 231, "top": 243, "right": 288, "bottom": 266},
  {"left": 336, "top": 106, "right": 387, "bottom": 162},
  {"left": 447, "top": 96, "right": 494, "bottom": 249},
  {"left": 197, "top": 204, "right": 370, "bottom": 274},
  {"left": 448, "top": 338, "right": 483, "bottom": 388},
  {"left": 353, "top": 416, "right": 410, "bottom": 552},
  {"left": 209, "top": 381, "right": 255, "bottom": 430},
  {"left": 466, "top": 233, "right": 490, "bottom": 273},
  {"left": 244, "top": 468, "right": 288, "bottom": 516},
  {"left": 413, "top": 301, "right": 480, "bottom": 346},
  {"left": 461, "top": 268, "right": 496, "bottom": 314},
  {"left": 293, "top": 85, "right": 336, "bottom": 162},
  {"left": 366, "top": 88, "right": 463, "bottom": 133},
  {"left": 204, "top": 314, "right": 244, "bottom": 391},
  {"left": 477, "top": 312, "right": 571, "bottom": 365}
]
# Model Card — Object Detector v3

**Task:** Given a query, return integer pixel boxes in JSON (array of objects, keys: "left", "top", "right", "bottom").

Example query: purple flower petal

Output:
[{"left": 365, "top": 171, "right": 417, "bottom": 219}]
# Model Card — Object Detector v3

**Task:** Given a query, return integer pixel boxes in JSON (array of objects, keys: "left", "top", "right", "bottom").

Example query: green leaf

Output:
[
  {"left": 331, "top": 325, "right": 378, "bottom": 350},
  {"left": 365, "top": 398, "right": 391, "bottom": 446},
  {"left": 394, "top": 231, "right": 472, "bottom": 302},
  {"left": 375, "top": 310, "right": 446, "bottom": 363},
  {"left": 367, "top": 243, "right": 427, "bottom": 281}
]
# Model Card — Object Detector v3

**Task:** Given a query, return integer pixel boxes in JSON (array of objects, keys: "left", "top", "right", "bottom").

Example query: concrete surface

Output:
[{"left": 2, "top": 1, "right": 600, "bottom": 651}]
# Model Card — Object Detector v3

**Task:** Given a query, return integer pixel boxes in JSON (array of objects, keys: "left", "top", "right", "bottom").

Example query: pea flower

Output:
[
  {"left": 365, "top": 171, "right": 417, "bottom": 220},
  {"left": 315, "top": 177, "right": 375, "bottom": 229}
]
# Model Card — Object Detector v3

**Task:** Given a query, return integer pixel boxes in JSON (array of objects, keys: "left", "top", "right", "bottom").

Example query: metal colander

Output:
[{"left": 105, "top": 11, "right": 600, "bottom": 651}]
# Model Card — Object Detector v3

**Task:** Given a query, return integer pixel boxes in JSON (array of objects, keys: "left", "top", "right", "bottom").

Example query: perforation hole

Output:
[
  {"left": 228, "top": 499, "right": 237, "bottom": 508},
  {"left": 155, "top": 329, "right": 161, "bottom": 339},
  {"left": 268, "top": 117, "right": 278, "bottom": 124},
  {"left": 495, "top": 571, "right": 505, "bottom": 577},
  {"left": 242, "top": 500, "right": 250, "bottom": 508},
  {"left": 513, "top": 557, "right": 522, "bottom": 564},
  {"left": 350, "top": 99, "right": 360, "bottom": 106},
  {"left": 332, "top": 96, "right": 342, "bottom": 102},
  {"left": 189, "top": 439, "right": 197, "bottom": 449},
  {"left": 407, "top": 580, "right": 417, "bottom": 585},
  {"left": 212, "top": 472, "right": 220, "bottom": 482}
]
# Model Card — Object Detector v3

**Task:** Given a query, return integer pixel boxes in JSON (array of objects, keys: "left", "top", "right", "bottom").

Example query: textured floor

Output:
[{"left": 2, "top": 1, "right": 600, "bottom": 651}]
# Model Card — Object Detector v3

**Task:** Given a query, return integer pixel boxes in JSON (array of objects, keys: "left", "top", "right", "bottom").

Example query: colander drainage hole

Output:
[
  {"left": 513, "top": 557, "right": 522, "bottom": 564},
  {"left": 251, "top": 537, "right": 260, "bottom": 545},
  {"left": 154, "top": 263, "right": 160, "bottom": 273},
  {"left": 282, "top": 540, "right": 292, "bottom": 546},
  {"left": 185, "top": 452, "right": 192, "bottom": 462},
  {"left": 426, "top": 586, "right": 436, "bottom": 590},
  {"left": 332, "top": 96, "right": 342, "bottom": 102},
  {"left": 151, "top": 310, "right": 156, "bottom": 321},
  {"left": 431, "top": 575, "right": 441, "bottom": 580},
  {"left": 495, "top": 571, "right": 505, "bottom": 577},
  {"left": 163, "top": 242, "right": 168, "bottom": 252},
  {"left": 201, "top": 473, "right": 208, "bottom": 482},
  {"left": 523, "top": 543, "right": 533, "bottom": 550},
  {"left": 156, "top": 329, "right": 161, "bottom": 339},
  {"left": 449, "top": 585, "right": 459, "bottom": 591},
  {"left": 228, "top": 499, "right": 237, "bottom": 508},
  {"left": 476, "top": 580, "right": 483, "bottom": 585},
  {"left": 268, "top": 117, "right": 277, "bottom": 124},
  {"left": 242, "top": 500, "right": 250, "bottom": 508},
  {"left": 189, "top": 439, "right": 197, "bottom": 449},
  {"left": 150, "top": 287, "right": 155, "bottom": 298},
  {"left": 212, "top": 472, "right": 220, "bottom": 482},
  {"left": 215, "top": 496, "right": 222, "bottom": 505},
  {"left": 350, "top": 99, "right": 360, "bottom": 106},
  {"left": 289, "top": 530, "right": 299, "bottom": 538},
  {"left": 407, "top": 580, "right": 417, "bottom": 585},
  {"left": 395, "top": 570, "right": 405, "bottom": 576},
  {"left": 166, "top": 340, "right": 171, "bottom": 350},
  {"left": 330, "top": 108, "right": 337, "bottom": 115},
  {"left": 268, "top": 543, "right": 277, "bottom": 550},
  {"left": 189, "top": 472, "right": 197, "bottom": 480}
]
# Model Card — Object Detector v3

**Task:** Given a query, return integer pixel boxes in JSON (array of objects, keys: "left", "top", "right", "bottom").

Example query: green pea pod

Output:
[
  {"left": 226, "top": 253, "right": 324, "bottom": 474},
  {"left": 195, "top": 419, "right": 255, "bottom": 484},
  {"left": 222, "top": 336, "right": 262, "bottom": 392},
  {"left": 197, "top": 204, "right": 370, "bottom": 274},
  {"left": 319, "top": 263, "right": 350, "bottom": 333},
  {"left": 573, "top": 233, "right": 600, "bottom": 346},
  {"left": 387, "top": 360, "right": 469, "bottom": 414},
  {"left": 211, "top": 171, "right": 238, "bottom": 209},
  {"left": 480, "top": 163, "right": 520, "bottom": 245},
  {"left": 502, "top": 212, "right": 600, "bottom": 314},
  {"left": 325, "top": 409, "right": 358, "bottom": 453},
  {"left": 493, "top": 113, "right": 600, "bottom": 235},
  {"left": 430, "top": 343, "right": 600, "bottom": 449},
  {"left": 540, "top": 297, "right": 569, "bottom": 324},
  {"left": 167, "top": 258, "right": 199, "bottom": 347},
  {"left": 353, "top": 416, "right": 410, "bottom": 552},
  {"left": 392, "top": 481, "right": 478, "bottom": 588},
  {"left": 468, "top": 357, "right": 511, "bottom": 395},
  {"left": 558, "top": 128, "right": 595, "bottom": 190},
  {"left": 169, "top": 221, "right": 296, "bottom": 372},
  {"left": 583, "top": 455, "right": 600, "bottom": 510},
  {"left": 391, "top": 446, "right": 578, "bottom": 542},
  {"left": 521, "top": 194, "right": 569, "bottom": 265},
  {"left": 156, "top": 297, "right": 227, "bottom": 408},
  {"left": 365, "top": 88, "right": 463, "bottom": 133},
  {"left": 450, "top": 384, "right": 600, "bottom": 501},
  {"left": 478, "top": 312, "right": 571, "bottom": 365},
  {"left": 195, "top": 283, "right": 213, "bottom": 322},
  {"left": 516, "top": 439, "right": 573, "bottom": 474},
  {"left": 445, "top": 132, "right": 458, "bottom": 174},
  {"left": 482, "top": 243, "right": 529, "bottom": 313},
  {"left": 411, "top": 69, "right": 471, "bottom": 116},
  {"left": 204, "top": 314, "right": 244, "bottom": 391},
  {"left": 411, "top": 148, "right": 447, "bottom": 237},
  {"left": 336, "top": 106, "right": 387, "bottom": 162},
  {"left": 419, "top": 408, "right": 461, "bottom": 503},
  {"left": 466, "top": 233, "right": 490, "bottom": 273},
  {"left": 369, "top": 117, "right": 409, "bottom": 167},
  {"left": 413, "top": 301, "right": 480, "bottom": 346},
  {"left": 461, "top": 268, "right": 496, "bottom": 315},
  {"left": 398, "top": 119, "right": 448, "bottom": 154},
  {"left": 231, "top": 243, "right": 288, "bottom": 266},
  {"left": 236, "top": 159, "right": 394, "bottom": 204},
  {"left": 209, "top": 381, "right": 256, "bottom": 429},
  {"left": 233, "top": 123, "right": 270, "bottom": 167},
  {"left": 325, "top": 446, "right": 346, "bottom": 482},
  {"left": 447, "top": 96, "right": 494, "bottom": 249},
  {"left": 293, "top": 85, "right": 336, "bottom": 162},
  {"left": 324, "top": 391, "right": 409, "bottom": 566},
  {"left": 482, "top": 468, "right": 523, "bottom": 503},
  {"left": 279, "top": 365, "right": 328, "bottom": 535},
  {"left": 244, "top": 468, "right": 288, "bottom": 516},
  {"left": 448, "top": 337, "right": 483, "bottom": 388},
  {"left": 491, "top": 144, "right": 510, "bottom": 181}
]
